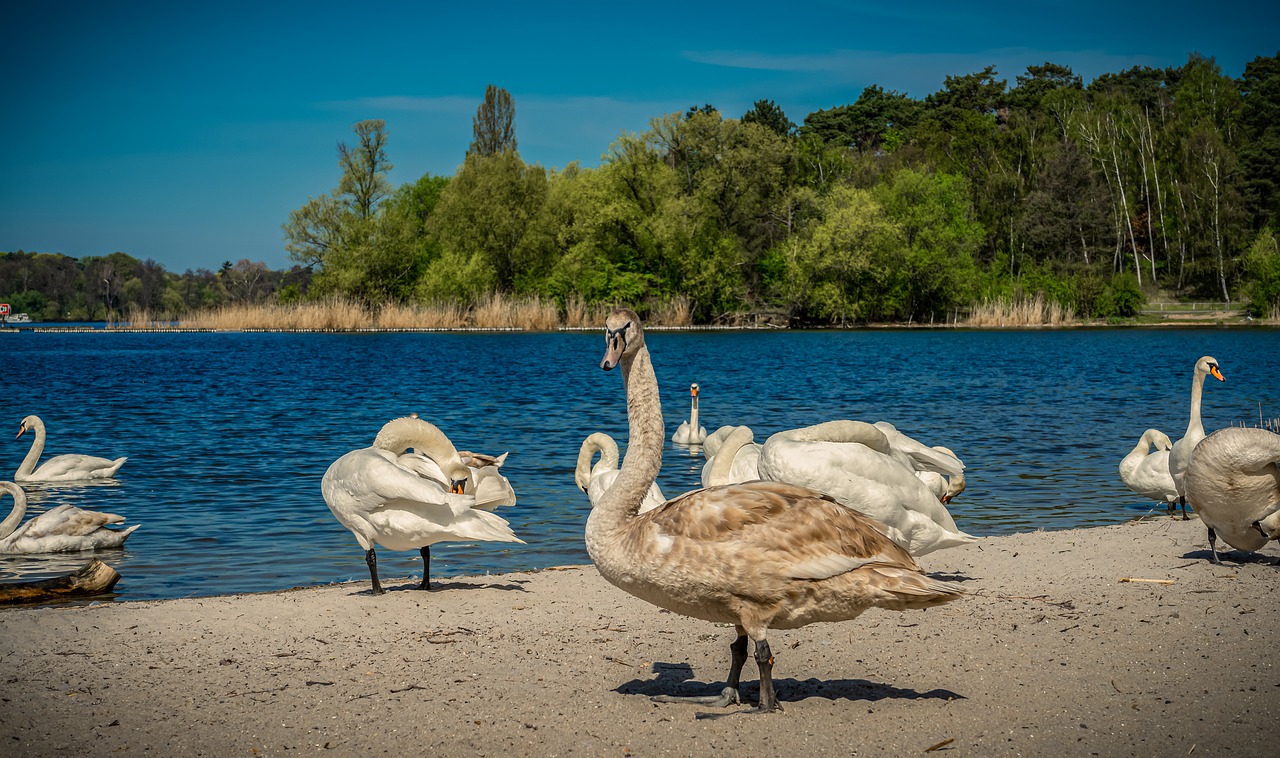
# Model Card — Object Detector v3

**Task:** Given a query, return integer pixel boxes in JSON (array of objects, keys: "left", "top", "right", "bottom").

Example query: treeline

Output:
[
  {"left": 7, "top": 53, "right": 1280, "bottom": 324},
  {"left": 0, "top": 251, "right": 312, "bottom": 322}
]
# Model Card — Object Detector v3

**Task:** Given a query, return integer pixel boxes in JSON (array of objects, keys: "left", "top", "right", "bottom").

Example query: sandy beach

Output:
[{"left": 1, "top": 515, "right": 1276, "bottom": 757}]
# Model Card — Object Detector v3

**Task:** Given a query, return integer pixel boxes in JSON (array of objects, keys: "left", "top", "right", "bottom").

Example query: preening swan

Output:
[
  {"left": 575, "top": 432, "right": 665, "bottom": 513},
  {"left": 757, "top": 421, "right": 975, "bottom": 557},
  {"left": 0, "top": 481, "right": 139, "bottom": 554},
  {"left": 396, "top": 448, "right": 516, "bottom": 508},
  {"left": 1118, "top": 429, "right": 1179, "bottom": 508},
  {"left": 916, "top": 445, "right": 967, "bottom": 504},
  {"left": 1182, "top": 426, "right": 1280, "bottom": 564},
  {"left": 15, "top": 415, "right": 127, "bottom": 483},
  {"left": 700, "top": 425, "right": 761, "bottom": 486},
  {"left": 1168, "top": 356, "right": 1225, "bottom": 514},
  {"left": 671, "top": 383, "right": 708, "bottom": 445},
  {"left": 321, "top": 416, "right": 523, "bottom": 594},
  {"left": 588, "top": 308, "right": 964, "bottom": 713}
]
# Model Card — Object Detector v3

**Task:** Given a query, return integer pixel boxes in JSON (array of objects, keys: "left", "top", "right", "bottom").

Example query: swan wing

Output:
[
  {"left": 645, "top": 481, "right": 918, "bottom": 581},
  {"left": 29, "top": 454, "right": 127, "bottom": 481}
]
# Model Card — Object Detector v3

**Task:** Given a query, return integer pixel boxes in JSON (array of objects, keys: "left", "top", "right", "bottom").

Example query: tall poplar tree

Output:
[{"left": 470, "top": 85, "right": 518, "bottom": 156}]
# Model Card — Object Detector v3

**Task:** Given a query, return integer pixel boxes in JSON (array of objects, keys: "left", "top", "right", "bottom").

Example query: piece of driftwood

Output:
[
  {"left": 0, "top": 559, "right": 121, "bottom": 605},
  {"left": 1118, "top": 577, "right": 1177, "bottom": 585}
]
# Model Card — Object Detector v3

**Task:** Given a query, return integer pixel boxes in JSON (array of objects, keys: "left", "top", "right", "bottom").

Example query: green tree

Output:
[
  {"left": 338, "top": 119, "right": 394, "bottom": 222},
  {"left": 742, "top": 99, "right": 795, "bottom": 137},
  {"left": 470, "top": 84, "right": 517, "bottom": 157}
]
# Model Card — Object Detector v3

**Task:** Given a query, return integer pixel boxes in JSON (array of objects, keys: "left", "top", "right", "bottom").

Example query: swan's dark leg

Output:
[
  {"left": 418, "top": 546, "right": 432, "bottom": 590},
  {"left": 754, "top": 639, "right": 782, "bottom": 713},
  {"left": 1180, "top": 497, "right": 1190, "bottom": 520},
  {"left": 652, "top": 630, "right": 747, "bottom": 707},
  {"left": 1207, "top": 526, "right": 1223, "bottom": 565},
  {"left": 365, "top": 548, "right": 384, "bottom": 595}
]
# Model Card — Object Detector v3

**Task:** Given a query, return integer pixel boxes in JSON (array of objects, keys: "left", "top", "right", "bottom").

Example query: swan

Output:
[
  {"left": 700, "top": 425, "right": 761, "bottom": 486},
  {"left": 396, "top": 448, "right": 516, "bottom": 508},
  {"left": 671, "top": 383, "right": 708, "bottom": 445},
  {"left": 588, "top": 308, "right": 964, "bottom": 713},
  {"left": 15, "top": 415, "right": 127, "bottom": 483},
  {"left": 1168, "top": 356, "right": 1225, "bottom": 515},
  {"left": 1118, "top": 429, "right": 1179, "bottom": 508},
  {"left": 321, "top": 416, "right": 523, "bottom": 594},
  {"left": 574, "top": 432, "right": 665, "bottom": 513},
  {"left": 0, "top": 481, "right": 139, "bottom": 554},
  {"left": 757, "top": 421, "right": 976, "bottom": 557},
  {"left": 1182, "top": 426, "right": 1280, "bottom": 564},
  {"left": 915, "top": 445, "right": 967, "bottom": 504}
]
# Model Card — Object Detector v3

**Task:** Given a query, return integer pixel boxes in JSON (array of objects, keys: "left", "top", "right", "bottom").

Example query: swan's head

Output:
[
  {"left": 443, "top": 461, "right": 470, "bottom": 495},
  {"left": 1195, "top": 356, "right": 1225, "bottom": 382},
  {"left": 601, "top": 308, "right": 643, "bottom": 371},
  {"left": 690, "top": 383, "right": 700, "bottom": 397},
  {"left": 16, "top": 415, "right": 40, "bottom": 439}
]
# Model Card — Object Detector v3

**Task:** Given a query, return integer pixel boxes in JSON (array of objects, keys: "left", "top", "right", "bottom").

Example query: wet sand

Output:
[{"left": 1, "top": 515, "right": 1276, "bottom": 756}]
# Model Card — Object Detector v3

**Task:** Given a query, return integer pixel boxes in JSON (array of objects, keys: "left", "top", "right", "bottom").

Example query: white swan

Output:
[
  {"left": 1168, "top": 356, "right": 1225, "bottom": 514},
  {"left": 396, "top": 448, "right": 516, "bottom": 508},
  {"left": 757, "top": 420, "right": 975, "bottom": 557},
  {"left": 1118, "top": 429, "right": 1179, "bottom": 508},
  {"left": 575, "top": 432, "right": 665, "bottom": 513},
  {"left": 588, "top": 308, "right": 963, "bottom": 713},
  {"left": 15, "top": 415, "right": 127, "bottom": 483},
  {"left": 671, "top": 383, "right": 708, "bottom": 445},
  {"left": 700, "top": 425, "right": 761, "bottom": 486},
  {"left": 1183, "top": 426, "right": 1280, "bottom": 564},
  {"left": 0, "top": 481, "right": 139, "bottom": 554},
  {"left": 321, "top": 416, "right": 523, "bottom": 594},
  {"left": 915, "top": 446, "right": 967, "bottom": 504}
]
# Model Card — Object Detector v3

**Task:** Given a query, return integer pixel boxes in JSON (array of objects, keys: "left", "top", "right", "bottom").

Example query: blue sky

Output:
[{"left": 2, "top": 1, "right": 1276, "bottom": 273}]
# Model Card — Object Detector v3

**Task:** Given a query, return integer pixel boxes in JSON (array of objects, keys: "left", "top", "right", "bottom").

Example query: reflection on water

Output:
[{"left": 1, "top": 328, "right": 1278, "bottom": 600}]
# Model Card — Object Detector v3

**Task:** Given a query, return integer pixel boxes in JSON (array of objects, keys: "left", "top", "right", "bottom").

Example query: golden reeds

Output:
[
  {"left": 175, "top": 295, "right": 569, "bottom": 331},
  {"left": 964, "top": 293, "right": 1077, "bottom": 327},
  {"left": 646, "top": 294, "right": 692, "bottom": 327}
]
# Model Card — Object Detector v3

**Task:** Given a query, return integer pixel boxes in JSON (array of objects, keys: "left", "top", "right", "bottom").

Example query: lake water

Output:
[{"left": 2, "top": 327, "right": 1278, "bottom": 601}]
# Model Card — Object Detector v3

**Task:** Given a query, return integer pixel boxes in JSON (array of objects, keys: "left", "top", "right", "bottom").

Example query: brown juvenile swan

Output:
[{"left": 585, "top": 308, "right": 964, "bottom": 713}]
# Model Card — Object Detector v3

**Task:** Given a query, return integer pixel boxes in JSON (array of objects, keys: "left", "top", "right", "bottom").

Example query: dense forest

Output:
[{"left": 5, "top": 52, "right": 1280, "bottom": 324}]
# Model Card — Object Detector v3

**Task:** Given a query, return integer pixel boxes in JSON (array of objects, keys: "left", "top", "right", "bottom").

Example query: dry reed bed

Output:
[
  {"left": 115, "top": 295, "right": 696, "bottom": 332},
  {"left": 963, "top": 294, "right": 1077, "bottom": 327}
]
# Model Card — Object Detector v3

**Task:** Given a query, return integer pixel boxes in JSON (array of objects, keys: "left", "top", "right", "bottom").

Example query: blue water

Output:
[{"left": 1, "top": 327, "right": 1278, "bottom": 601}]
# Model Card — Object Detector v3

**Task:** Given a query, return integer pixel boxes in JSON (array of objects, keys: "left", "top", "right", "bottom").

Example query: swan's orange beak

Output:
[
  {"left": 15, "top": 425, "right": 26, "bottom": 440},
  {"left": 691, "top": 385, "right": 699, "bottom": 397},
  {"left": 601, "top": 335, "right": 625, "bottom": 371},
  {"left": 450, "top": 480, "right": 466, "bottom": 495},
  {"left": 1210, "top": 365, "right": 1224, "bottom": 382}
]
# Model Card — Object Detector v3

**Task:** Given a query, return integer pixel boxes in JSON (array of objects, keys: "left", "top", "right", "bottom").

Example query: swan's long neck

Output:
[
  {"left": 689, "top": 393, "right": 700, "bottom": 429},
  {"left": 374, "top": 418, "right": 466, "bottom": 478},
  {"left": 16, "top": 421, "right": 46, "bottom": 479},
  {"left": 707, "top": 426, "right": 753, "bottom": 486},
  {"left": 594, "top": 346, "right": 663, "bottom": 534},
  {"left": 775, "top": 420, "right": 889, "bottom": 452},
  {"left": 0, "top": 482, "right": 27, "bottom": 540},
  {"left": 1186, "top": 367, "right": 1207, "bottom": 437}
]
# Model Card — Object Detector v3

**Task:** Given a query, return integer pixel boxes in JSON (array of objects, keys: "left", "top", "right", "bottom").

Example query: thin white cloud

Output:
[{"left": 317, "top": 95, "right": 478, "bottom": 113}]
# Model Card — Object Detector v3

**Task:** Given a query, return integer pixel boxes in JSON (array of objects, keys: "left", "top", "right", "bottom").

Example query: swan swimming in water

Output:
[
  {"left": 0, "top": 481, "right": 139, "bottom": 554},
  {"left": 1118, "top": 428, "right": 1179, "bottom": 509},
  {"left": 1167, "top": 356, "right": 1225, "bottom": 516},
  {"left": 1183, "top": 426, "right": 1280, "bottom": 564},
  {"left": 671, "top": 383, "right": 708, "bottom": 445},
  {"left": 587, "top": 308, "right": 964, "bottom": 713},
  {"left": 322, "top": 416, "right": 523, "bottom": 594},
  {"left": 575, "top": 432, "right": 665, "bottom": 513},
  {"left": 15, "top": 415, "right": 127, "bottom": 483}
]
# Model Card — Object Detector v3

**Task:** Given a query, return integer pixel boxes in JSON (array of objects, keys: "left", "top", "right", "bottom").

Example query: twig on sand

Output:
[
  {"left": 1119, "top": 577, "right": 1176, "bottom": 585},
  {"left": 924, "top": 737, "right": 955, "bottom": 752}
]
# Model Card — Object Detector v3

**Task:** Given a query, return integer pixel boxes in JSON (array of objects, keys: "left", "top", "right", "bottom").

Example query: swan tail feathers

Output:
[{"left": 867, "top": 565, "right": 967, "bottom": 610}]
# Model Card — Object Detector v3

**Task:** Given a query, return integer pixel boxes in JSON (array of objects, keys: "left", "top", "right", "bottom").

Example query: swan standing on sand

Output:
[
  {"left": 1168, "top": 356, "right": 1225, "bottom": 515},
  {"left": 671, "top": 383, "right": 708, "bottom": 445},
  {"left": 1119, "top": 429, "right": 1179, "bottom": 508},
  {"left": 757, "top": 421, "right": 975, "bottom": 557},
  {"left": 575, "top": 433, "right": 665, "bottom": 513},
  {"left": 1183, "top": 427, "right": 1280, "bottom": 564},
  {"left": 588, "top": 308, "right": 964, "bottom": 713},
  {"left": 0, "top": 481, "right": 139, "bottom": 553},
  {"left": 15, "top": 415, "right": 127, "bottom": 483},
  {"left": 322, "top": 416, "right": 523, "bottom": 594}
]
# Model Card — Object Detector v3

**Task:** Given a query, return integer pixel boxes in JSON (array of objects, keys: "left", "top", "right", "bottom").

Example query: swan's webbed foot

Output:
[{"left": 652, "top": 686, "right": 741, "bottom": 707}]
